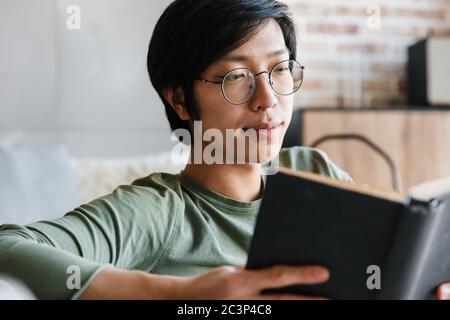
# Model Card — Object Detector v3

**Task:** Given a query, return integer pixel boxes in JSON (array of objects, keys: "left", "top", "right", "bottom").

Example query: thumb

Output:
[{"left": 437, "top": 283, "right": 450, "bottom": 300}]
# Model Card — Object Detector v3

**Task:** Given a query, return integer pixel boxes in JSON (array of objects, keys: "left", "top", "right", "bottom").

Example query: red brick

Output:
[{"left": 306, "top": 23, "right": 359, "bottom": 35}]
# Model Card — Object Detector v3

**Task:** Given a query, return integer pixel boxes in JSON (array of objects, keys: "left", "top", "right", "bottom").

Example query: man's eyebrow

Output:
[{"left": 220, "top": 48, "right": 290, "bottom": 62}]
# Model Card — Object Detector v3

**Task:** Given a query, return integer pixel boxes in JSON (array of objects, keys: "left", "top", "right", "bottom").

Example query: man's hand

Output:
[
  {"left": 172, "top": 265, "right": 330, "bottom": 300},
  {"left": 81, "top": 265, "right": 330, "bottom": 300},
  {"left": 437, "top": 283, "right": 450, "bottom": 300}
]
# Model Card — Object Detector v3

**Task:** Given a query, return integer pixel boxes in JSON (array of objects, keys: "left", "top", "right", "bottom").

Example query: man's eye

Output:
[
  {"left": 274, "top": 67, "right": 290, "bottom": 73},
  {"left": 226, "top": 73, "right": 246, "bottom": 81}
]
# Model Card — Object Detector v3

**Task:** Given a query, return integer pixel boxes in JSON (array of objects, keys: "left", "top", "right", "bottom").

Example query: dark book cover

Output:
[{"left": 246, "top": 169, "right": 450, "bottom": 299}]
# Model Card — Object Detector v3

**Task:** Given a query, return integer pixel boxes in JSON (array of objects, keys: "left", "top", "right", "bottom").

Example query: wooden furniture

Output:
[{"left": 297, "top": 108, "right": 450, "bottom": 193}]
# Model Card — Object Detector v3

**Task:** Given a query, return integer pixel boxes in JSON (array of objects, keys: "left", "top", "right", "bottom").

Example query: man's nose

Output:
[{"left": 249, "top": 71, "right": 278, "bottom": 111}]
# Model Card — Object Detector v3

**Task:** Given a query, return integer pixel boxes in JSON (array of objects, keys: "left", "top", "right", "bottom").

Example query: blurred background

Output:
[
  {"left": 0, "top": 0, "right": 172, "bottom": 157},
  {"left": 1, "top": 0, "right": 450, "bottom": 224}
]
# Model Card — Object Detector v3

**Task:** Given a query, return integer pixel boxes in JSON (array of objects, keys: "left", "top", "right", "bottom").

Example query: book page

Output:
[{"left": 408, "top": 176, "right": 450, "bottom": 201}]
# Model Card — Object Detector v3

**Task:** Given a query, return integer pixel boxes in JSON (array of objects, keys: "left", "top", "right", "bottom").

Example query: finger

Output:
[
  {"left": 251, "top": 265, "right": 330, "bottom": 290},
  {"left": 256, "top": 294, "right": 329, "bottom": 300},
  {"left": 437, "top": 283, "right": 450, "bottom": 300}
]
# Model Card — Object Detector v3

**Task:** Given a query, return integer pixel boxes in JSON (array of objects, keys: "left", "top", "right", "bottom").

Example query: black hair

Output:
[{"left": 147, "top": 0, "right": 297, "bottom": 134}]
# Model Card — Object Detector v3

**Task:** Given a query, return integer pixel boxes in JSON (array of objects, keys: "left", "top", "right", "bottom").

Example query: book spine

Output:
[{"left": 375, "top": 200, "right": 441, "bottom": 299}]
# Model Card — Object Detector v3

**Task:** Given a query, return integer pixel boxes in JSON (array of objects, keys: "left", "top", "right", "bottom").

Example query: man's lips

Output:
[
  {"left": 242, "top": 122, "right": 283, "bottom": 138},
  {"left": 243, "top": 121, "right": 283, "bottom": 131}
]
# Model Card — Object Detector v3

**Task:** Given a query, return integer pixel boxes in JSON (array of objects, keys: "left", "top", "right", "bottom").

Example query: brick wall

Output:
[{"left": 286, "top": 0, "right": 450, "bottom": 109}]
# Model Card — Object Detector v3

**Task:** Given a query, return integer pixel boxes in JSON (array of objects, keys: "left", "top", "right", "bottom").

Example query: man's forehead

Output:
[
  {"left": 219, "top": 47, "right": 290, "bottom": 63},
  {"left": 217, "top": 19, "right": 288, "bottom": 61}
]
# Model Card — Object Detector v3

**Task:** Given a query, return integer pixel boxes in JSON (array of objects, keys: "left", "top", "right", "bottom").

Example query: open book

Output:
[{"left": 246, "top": 167, "right": 450, "bottom": 299}]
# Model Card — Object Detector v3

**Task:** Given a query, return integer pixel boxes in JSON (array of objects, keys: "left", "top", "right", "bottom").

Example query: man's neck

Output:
[{"left": 182, "top": 161, "right": 263, "bottom": 202}]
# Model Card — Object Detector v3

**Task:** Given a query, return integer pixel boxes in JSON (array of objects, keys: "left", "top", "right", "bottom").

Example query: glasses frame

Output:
[{"left": 194, "top": 59, "right": 305, "bottom": 105}]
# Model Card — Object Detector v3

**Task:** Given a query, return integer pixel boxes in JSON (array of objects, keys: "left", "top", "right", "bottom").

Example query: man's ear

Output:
[{"left": 163, "top": 87, "right": 190, "bottom": 121}]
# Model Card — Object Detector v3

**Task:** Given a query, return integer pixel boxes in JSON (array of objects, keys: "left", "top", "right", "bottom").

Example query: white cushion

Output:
[
  {"left": 71, "top": 151, "right": 187, "bottom": 203},
  {"left": 0, "top": 142, "right": 79, "bottom": 225}
]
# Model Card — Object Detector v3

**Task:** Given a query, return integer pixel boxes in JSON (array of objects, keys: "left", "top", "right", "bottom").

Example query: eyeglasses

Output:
[{"left": 194, "top": 59, "right": 304, "bottom": 105}]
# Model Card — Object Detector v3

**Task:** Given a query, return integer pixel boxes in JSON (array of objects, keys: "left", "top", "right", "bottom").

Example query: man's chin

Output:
[{"left": 245, "top": 143, "right": 283, "bottom": 164}]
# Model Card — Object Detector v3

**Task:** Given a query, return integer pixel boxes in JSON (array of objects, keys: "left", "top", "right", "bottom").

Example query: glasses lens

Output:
[
  {"left": 270, "top": 60, "right": 303, "bottom": 95},
  {"left": 222, "top": 69, "right": 255, "bottom": 104}
]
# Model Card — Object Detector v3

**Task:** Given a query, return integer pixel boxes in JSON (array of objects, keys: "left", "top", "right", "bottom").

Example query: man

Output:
[{"left": 1, "top": 0, "right": 449, "bottom": 300}]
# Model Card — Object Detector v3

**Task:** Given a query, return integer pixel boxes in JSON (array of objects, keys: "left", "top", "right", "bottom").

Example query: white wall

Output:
[{"left": 0, "top": 0, "right": 175, "bottom": 157}]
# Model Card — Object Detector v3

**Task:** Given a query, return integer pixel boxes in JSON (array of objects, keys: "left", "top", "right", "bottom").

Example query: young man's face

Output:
[{"left": 192, "top": 19, "right": 295, "bottom": 164}]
